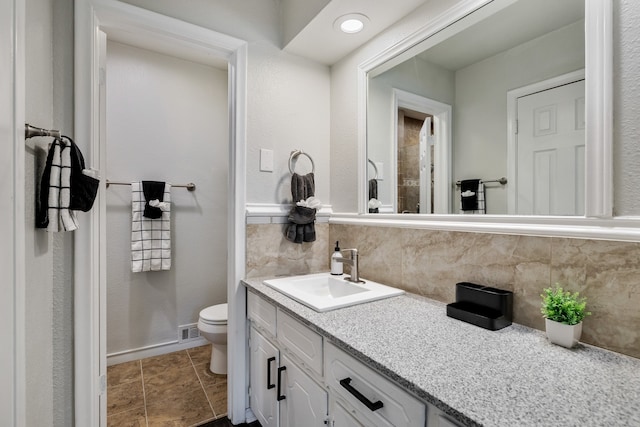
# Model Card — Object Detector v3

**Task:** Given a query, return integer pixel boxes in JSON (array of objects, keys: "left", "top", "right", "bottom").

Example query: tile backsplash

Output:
[
  {"left": 246, "top": 222, "right": 640, "bottom": 359},
  {"left": 246, "top": 223, "right": 329, "bottom": 279}
]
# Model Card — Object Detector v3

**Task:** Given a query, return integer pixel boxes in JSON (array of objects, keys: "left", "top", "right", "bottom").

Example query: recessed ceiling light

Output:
[{"left": 334, "top": 13, "right": 369, "bottom": 34}]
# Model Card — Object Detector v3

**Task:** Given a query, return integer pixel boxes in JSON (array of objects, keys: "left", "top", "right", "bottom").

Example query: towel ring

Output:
[
  {"left": 368, "top": 159, "right": 378, "bottom": 180},
  {"left": 288, "top": 150, "right": 315, "bottom": 175}
]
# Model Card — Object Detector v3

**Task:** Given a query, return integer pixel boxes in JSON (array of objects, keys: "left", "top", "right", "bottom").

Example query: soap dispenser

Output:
[{"left": 331, "top": 241, "right": 343, "bottom": 275}]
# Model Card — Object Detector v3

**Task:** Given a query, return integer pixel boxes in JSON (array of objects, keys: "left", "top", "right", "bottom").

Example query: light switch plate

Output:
[{"left": 260, "top": 148, "right": 274, "bottom": 172}]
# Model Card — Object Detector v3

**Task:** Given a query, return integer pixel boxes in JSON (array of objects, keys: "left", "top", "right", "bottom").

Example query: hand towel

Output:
[
  {"left": 285, "top": 172, "right": 317, "bottom": 243},
  {"left": 460, "top": 179, "right": 485, "bottom": 214},
  {"left": 368, "top": 178, "right": 379, "bottom": 213},
  {"left": 142, "top": 180, "right": 166, "bottom": 219},
  {"left": 131, "top": 181, "right": 171, "bottom": 272},
  {"left": 36, "top": 138, "right": 79, "bottom": 232}
]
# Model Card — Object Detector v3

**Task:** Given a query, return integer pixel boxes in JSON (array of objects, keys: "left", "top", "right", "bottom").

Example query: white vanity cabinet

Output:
[
  {"left": 325, "top": 342, "right": 426, "bottom": 427},
  {"left": 247, "top": 292, "right": 328, "bottom": 427},
  {"left": 247, "top": 290, "right": 434, "bottom": 427},
  {"left": 249, "top": 326, "right": 279, "bottom": 427}
]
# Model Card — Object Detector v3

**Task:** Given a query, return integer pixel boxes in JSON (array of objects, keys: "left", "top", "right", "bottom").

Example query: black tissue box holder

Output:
[{"left": 446, "top": 282, "right": 513, "bottom": 330}]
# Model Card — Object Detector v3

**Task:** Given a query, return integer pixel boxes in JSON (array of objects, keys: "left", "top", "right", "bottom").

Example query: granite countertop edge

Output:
[{"left": 241, "top": 277, "right": 640, "bottom": 427}]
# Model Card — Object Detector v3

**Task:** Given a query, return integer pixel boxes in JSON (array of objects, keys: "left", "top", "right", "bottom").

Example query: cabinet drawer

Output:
[
  {"left": 277, "top": 309, "right": 323, "bottom": 376},
  {"left": 325, "top": 342, "right": 425, "bottom": 427},
  {"left": 247, "top": 291, "right": 276, "bottom": 337}
]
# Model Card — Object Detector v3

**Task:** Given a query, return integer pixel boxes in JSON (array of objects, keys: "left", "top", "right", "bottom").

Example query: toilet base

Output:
[{"left": 210, "top": 344, "right": 227, "bottom": 375}]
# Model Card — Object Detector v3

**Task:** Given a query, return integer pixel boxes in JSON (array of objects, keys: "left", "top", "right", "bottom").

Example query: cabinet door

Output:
[
  {"left": 250, "top": 327, "right": 279, "bottom": 427},
  {"left": 279, "top": 354, "right": 328, "bottom": 427},
  {"left": 330, "top": 398, "right": 365, "bottom": 427}
]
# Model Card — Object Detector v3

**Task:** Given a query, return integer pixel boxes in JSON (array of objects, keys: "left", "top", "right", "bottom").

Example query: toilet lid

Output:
[{"left": 200, "top": 303, "right": 228, "bottom": 324}]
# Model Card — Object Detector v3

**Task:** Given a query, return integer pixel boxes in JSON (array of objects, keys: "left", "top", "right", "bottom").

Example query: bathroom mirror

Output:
[{"left": 366, "top": 0, "right": 591, "bottom": 215}]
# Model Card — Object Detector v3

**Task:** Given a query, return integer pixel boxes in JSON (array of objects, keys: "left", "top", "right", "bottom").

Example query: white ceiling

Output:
[
  {"left": 282, "top": 0, "right": 429, "bottom": 65},
  {"left": 417, "top": 0, "right": 584, "bottom": 71}
]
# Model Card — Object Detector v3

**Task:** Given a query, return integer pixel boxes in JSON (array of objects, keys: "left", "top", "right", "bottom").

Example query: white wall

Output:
[
  {"left": 246, "top": 44, "right": 331, "bottom": 205},
  {"left": 105, "top": 41, "right": 228, "bottom": 354},
  {"left": 331, "top": 0, "right": 461, "bottom": 212},
  {"left": 453, "top": 20, "right": 584, "bottom": 214},
  {"left": 120, "top": 0, "right": 332, "bottom": 208},
  {"left": 23, "top": 0, "right": 75, "bottom": 425},
  {"left": 613, "top": 0, "right": 640, "bottom": 216}
]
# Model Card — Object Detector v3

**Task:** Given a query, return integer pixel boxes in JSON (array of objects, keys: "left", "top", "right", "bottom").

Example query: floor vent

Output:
[{"left": 179, "top": 324, "right": 201, "bottom": 343}]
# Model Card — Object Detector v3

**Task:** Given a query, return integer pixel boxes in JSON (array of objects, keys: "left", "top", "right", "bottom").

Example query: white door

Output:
[
  {"left": 419, "top": 117, "right": 432, "bottom": 214},
  {"left": 249, "top": 327, "right": 279, "bottom": 427},
  {"left": 280, "top": 354, "right": 328, "bottom": 427},
  {"left": 516, "top": 80, "right": 585, "bottom": 215}
]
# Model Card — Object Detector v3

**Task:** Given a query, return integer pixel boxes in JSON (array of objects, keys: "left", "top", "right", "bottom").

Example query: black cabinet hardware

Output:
[
  {"left": 339, "top": 377, "right": 383, "bottom": 411},
  {"left": 277, "top": 366, "right": 287, "bottom": 401},
  {"left": 267, "top": 357, "right": 276, "bottom": 389}
]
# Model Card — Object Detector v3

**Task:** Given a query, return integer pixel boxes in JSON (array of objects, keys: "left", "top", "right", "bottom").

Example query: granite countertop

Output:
[{"left": 242, "top": 277, "right": 640, "bottom": 427}]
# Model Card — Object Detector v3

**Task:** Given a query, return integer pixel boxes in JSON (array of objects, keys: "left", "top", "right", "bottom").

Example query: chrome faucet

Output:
[{"left": 335, "top": 248, "right": 361, "bottom": 283}]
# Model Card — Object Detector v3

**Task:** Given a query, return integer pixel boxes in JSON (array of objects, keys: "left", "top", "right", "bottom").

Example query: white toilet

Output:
[{"left": 197, "top": 303, "right": 228, "bottom": 375}]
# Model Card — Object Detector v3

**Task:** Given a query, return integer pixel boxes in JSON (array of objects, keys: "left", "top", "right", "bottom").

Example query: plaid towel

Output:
[
  {"left": 131, "top": 181, "right": 171, "bottom": 272},
  {"left": 460, "top": 179, "right": 486, "bottom": 214},
  {"left": 47, "top": 138, "right": 79, "bottom": 232}
]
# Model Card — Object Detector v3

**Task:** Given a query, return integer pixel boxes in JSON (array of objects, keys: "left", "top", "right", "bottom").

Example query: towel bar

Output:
[
  {"left": 288, "top": 150, "right": 315, "bottom": 175},
  {"left": 455, "top": 177, "right": 507, "bottom": 186},
  {"left": 25, "top": 123, "right": 61, "bottom": 139},
  {"left": 106, "top": 180, "right": 196, "bottom": 191}
]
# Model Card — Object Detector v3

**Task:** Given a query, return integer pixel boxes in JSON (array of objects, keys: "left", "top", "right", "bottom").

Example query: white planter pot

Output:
[{"left": 545, "top": 318, "right": 582, "bottom": 348}]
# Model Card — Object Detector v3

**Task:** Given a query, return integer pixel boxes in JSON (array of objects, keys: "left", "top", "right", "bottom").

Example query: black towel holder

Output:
[{"left": 288, "top": 150, "right": 315, "bottom": 175}]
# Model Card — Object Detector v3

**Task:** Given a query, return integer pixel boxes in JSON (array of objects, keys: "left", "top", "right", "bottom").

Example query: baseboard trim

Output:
[{"left": 107, "top": 337, "right": 209, "bottom": 366}]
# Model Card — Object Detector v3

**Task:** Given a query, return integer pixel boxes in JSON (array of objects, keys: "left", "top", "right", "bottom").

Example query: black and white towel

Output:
[
  {"left": 460, "top": 179, "right": 486, "bottom": 214},
  {"left": 131, "top": 181, "right": 171, "bottom": 272},
  {"left": 368, "top": 178, "right": 379, "bottom": 213},
  {"left": 36, "top": 138, "right": 79, "bottom": 232}
]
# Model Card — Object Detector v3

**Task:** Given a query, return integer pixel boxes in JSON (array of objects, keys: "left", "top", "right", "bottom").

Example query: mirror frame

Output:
[{"left": 340, "top": 0, "right": 634, "bottom": 240}]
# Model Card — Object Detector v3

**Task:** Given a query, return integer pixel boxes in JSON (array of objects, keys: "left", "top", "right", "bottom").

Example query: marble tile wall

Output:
[
  {"left": 329, "top": 224, "right": 640, "bottom": 359},
  {"left": 245, "top": 223, "right": 329, "bottom": 279},
  {"left": 245, "top": 222, "right": 639, "bottom": 358}
]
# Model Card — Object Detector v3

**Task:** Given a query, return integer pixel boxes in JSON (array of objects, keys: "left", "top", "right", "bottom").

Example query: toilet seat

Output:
[{"left": 199, "top": 303, "right": 228, "bottom": 325}]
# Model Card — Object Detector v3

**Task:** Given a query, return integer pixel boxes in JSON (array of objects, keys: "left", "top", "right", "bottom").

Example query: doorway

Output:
[
  {"left": 392, "top": 89, "right": 452, "bottom": 214},
  {"left": 74, "top": 2, "right": 248, "bottom": 426},
  {"left": 104, "top": 39, "right": 229, "bottom": 425},
  {"left": 507, "top": 69, "right": 585, "bottom": 215}
]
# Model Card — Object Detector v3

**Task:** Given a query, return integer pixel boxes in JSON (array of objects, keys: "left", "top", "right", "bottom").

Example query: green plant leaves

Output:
[{"left": 540, "top": 285, "right": 591, "bottom": 326}]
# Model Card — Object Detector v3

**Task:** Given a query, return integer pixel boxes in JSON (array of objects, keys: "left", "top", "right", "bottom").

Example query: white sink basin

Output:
[{"left": 263, "top": 273, "right": 405, "bottom": 312}]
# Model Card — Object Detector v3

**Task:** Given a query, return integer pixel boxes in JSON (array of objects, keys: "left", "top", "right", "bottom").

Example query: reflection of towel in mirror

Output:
[
  {"left": 286, "top": 172, "right": 316, "bottom": 243},
  {"left": 460, "top": 179, "right": 485, "bottom": 214},
  {"left": 368, "top": 179, "right": 379, "bottom": 213}
]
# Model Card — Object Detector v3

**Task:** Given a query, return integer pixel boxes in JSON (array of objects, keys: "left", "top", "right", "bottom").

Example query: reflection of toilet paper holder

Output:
[{"left": 446, "top": 282, "right": 513, "bottom": 330}]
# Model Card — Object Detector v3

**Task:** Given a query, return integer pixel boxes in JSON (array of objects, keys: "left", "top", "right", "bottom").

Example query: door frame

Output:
[
  {"left": 392, "top": 89, "right": 452, "bottom": 214},
  {"left": 74, "top": 1, "right": 248, "bottom": 425},
  {"left": 2, "top": 0, "right": 25, "bottom": 425},
  {"left": 506, "top": 69, "right": 585, "bottom": 214}
]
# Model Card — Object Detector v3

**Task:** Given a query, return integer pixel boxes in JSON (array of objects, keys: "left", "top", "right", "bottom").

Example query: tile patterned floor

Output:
[{"left": 107, "top": 344, "right": 227, "bottom": 427}]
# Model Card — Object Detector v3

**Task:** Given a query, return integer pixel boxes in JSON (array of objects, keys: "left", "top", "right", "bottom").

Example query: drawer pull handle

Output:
[
  {"left": 267, "top": 357, "right": 276, "bottom": 390},
  {"left": 277, "top": 366, "right": 287, "bottom": 401},
  {"left": 339, "top": 377, "right": 383, "bottom": 411}
]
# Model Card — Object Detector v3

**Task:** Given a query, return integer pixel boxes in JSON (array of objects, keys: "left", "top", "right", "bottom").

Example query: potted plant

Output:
[{"left": 540, "top": 285, "right": 590, "bottom": 348}]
